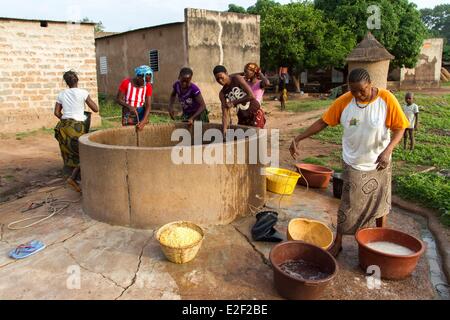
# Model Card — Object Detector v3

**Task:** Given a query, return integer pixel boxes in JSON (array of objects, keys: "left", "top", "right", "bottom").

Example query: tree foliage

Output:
[
  {"left": 260, "top": 2, "right": 355, "bottom": 73},
  {"left": 82, "top": 17, "right": 105, "bottom": 33},
  {"left": 314, "top": 0, "right": 427, "bottom": 68},
  {"left": 420, "top": 4, "right": 450, "bottom": 61},
  {"left": 227, "top": 4, "right": 247, "bottom": 14}
]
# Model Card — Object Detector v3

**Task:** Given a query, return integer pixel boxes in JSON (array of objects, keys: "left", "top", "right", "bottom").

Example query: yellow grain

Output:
[{"left": 159, "top": 226, "right": 202, "bottom": 248}]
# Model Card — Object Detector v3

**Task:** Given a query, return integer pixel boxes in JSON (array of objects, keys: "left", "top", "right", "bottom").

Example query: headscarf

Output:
[
  {"left": 244, "top": 62, "right": 259, "bottom": 73},
  {"left": 134, "top": 65, "right": 154, "bottom": 84}
]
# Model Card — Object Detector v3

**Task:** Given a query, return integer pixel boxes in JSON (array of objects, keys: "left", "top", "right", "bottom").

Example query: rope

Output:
[
  {"left": 248, "top": 164, "right": 310, "bottom": 216},
  {"left": 7, "top": 193, "right": 81, "bottom": 230}
]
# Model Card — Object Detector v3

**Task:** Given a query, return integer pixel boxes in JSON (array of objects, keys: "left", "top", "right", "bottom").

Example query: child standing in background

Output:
[{"left": 402, "top": 92, "right": 419, "bottom": 150}]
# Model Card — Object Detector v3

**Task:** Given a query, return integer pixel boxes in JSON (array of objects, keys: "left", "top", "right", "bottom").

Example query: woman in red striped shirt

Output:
[{"left": 116, "top": 65, "right": 153, "bottom": 130}]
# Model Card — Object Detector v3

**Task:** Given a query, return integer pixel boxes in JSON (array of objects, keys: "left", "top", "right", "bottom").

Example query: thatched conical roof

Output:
[{"left": 346, "top": 32, "right": 394, "bottom": 62}]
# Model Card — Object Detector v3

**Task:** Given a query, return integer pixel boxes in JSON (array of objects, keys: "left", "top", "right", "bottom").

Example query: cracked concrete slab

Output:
[
  {"left": 0, "top": 184, "right": 444, "bottom": 300},
  {"left": 118, "top": 225, "right": 280, "bottom": 300},
  {"left": 0, "top": 244, "right": 123, "bottom": 299},
  {"left": 62, "top": 223, "right": 153, "bottom": 289}
]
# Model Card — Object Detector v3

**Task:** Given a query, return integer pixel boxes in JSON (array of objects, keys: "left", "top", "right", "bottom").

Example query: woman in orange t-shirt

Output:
[{"left": 290, "top": 68, "right": 409, "bottom": 256}]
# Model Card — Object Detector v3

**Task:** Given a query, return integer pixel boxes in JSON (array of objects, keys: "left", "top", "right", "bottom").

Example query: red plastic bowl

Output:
[
  {"left": 295, "top": 163, "right": 334, "bottom": 189},
  {"left": 355, "top": 228, "right": 426, "bottom": 280}
]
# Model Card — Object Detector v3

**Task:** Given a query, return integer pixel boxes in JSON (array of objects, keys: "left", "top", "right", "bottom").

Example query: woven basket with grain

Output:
[{"left": 156, "top": 221, "right": 204, "bottom": 264}]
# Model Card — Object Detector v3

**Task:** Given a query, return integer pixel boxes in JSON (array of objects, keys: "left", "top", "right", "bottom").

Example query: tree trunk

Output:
[{"left": 292, "top": 74, "right": 301, "bottom": 93}]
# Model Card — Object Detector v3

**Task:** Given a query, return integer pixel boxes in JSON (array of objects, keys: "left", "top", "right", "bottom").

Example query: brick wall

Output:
[{"left": 0, "top": 19, "right": 100, "bottom": 133}]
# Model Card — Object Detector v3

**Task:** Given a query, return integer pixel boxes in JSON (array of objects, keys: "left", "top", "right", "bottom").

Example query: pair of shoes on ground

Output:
[{"left": 251, "top": 211, "right": 284, "bottom": 242}]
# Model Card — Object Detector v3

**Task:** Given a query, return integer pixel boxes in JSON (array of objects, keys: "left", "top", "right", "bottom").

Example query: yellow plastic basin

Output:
[{"left": 265, "top": 167, "right": 301, "bottom": 195}]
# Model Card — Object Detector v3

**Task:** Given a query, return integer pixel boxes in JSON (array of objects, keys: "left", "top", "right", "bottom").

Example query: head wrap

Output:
[
  {"left": 244, "top": 62, "right": 259, "bottom": 73},
  {"left": 134, "top": 65, "right": 154, "bottom": 84}
]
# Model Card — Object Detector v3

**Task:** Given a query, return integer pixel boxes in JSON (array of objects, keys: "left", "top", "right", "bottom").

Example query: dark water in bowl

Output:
[{"left": 280, "top": 260, "right": 330, "bottom": 281}]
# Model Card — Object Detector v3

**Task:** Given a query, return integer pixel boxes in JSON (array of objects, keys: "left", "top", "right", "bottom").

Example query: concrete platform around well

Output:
[{"left": 0, "top": 183, "right": 442, "bottom": 300}]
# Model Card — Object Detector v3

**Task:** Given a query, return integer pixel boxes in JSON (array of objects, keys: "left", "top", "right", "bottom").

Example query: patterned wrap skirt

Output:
[
  {"left": 54, "top": 119, "right": 86, "bottom": 168},
  {"left": 337, "top": 162, "right": 392, "bottom": 235}
]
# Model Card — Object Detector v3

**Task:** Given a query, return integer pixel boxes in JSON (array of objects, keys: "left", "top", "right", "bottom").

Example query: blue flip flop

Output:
[{"left": 9, "top": 240, "right": 46, "bottom": 259}]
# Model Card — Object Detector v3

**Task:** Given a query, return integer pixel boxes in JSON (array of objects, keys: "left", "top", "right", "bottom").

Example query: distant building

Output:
[
  {"left": 399, "top": 38, "right": 444, "bottom": 89},
  {"left": 95, "top": 8, "right": 260, "bottom": 112},
  {"left": 0, "top": 17, "right": 100, "bottom": 133}
]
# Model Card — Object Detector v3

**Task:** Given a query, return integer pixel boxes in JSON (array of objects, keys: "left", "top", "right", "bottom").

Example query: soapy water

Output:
[
  {"left": 280, "top": 259, "right": 330, "bottom": 281},
  {"left": 366, "top": 241, "right": 415, "bottom": 256}
]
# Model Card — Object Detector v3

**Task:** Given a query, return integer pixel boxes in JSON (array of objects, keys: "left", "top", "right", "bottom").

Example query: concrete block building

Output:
[
  {"left": 95, "top": 8, "right": 260, "bottom": 112},
  {"left": 0, "top": 17, "right": 100, "bottom": 133}
]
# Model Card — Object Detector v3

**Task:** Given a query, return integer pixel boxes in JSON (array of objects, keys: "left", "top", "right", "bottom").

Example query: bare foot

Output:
[{"left": 67, "top": 178, "right": 81, "bottom": 193}]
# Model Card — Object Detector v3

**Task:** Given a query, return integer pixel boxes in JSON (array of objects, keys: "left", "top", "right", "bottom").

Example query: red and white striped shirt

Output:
[{"left": 118, "top": 78, "right": 153, "bottom": 108}]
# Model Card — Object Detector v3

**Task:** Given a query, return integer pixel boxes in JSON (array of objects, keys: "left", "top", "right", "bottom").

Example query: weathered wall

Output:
[
  {"left": 95, "top": 23, "right": 187, "bottom": 108},
  {"left": 348, "top": 60, "right": 390, "bottom": 89},
  {"left": 0, "top": 19, "right": 100, "bottom": 133},
  {"left": 185, "top": 8, "right": 260, "bottom": 113},
  {"left": 400, "top": 38, "right": 444, "bottom": 88}
]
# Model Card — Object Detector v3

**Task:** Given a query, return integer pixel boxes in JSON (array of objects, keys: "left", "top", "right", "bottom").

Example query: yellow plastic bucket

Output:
[
  {"left": 287, "top": 218, "right": 334, "bottom": 250},
  {"left": 265, "top": 167, "right": 301, "bottom": 195}
]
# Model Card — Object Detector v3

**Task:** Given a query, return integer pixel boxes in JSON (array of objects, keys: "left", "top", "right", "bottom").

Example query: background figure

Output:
[
  {"left": 402, "top": 92, "right": 419, "bottom": 150},
  {"left": 278, "top": 63, "right": 289, "bottom": 110},
  {"left": 54, "top": 70, "right": 99, "bottom": 192}
]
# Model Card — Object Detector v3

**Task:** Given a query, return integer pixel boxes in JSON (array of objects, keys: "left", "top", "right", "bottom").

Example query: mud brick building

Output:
[
  {"left": 95, "top": 8, "right": 260, "bottom": 113},
  {"left": 0, "top": 17, "right": 100, "bottom": 133}
]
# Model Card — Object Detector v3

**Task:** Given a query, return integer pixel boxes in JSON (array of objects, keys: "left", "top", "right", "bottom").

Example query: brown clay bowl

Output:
[
  {"left": 269, "top": 241, "right": 338, "bottom": 300},
  {"left": 295, "top": 163, "right": 334, "bottom": 188},
  {"left": 355, "top": 228, "right": 426, "bottom": 280}
]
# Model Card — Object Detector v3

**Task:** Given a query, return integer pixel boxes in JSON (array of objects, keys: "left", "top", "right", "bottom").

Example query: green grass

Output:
[
  {"left": 394, "top": 173, "right": 450, "bottom": 226},
  {"left": 97, "top": 95, "right": 171, "bottom": 126},
  {"left": 301, "top": 91, "right": 450, "bottom": 225},
  {"left": 15, "top": 127, "right": 54, "bottom": 140},
  {"left": 285, "top": 98, "right": 330, "bottom": 113}
]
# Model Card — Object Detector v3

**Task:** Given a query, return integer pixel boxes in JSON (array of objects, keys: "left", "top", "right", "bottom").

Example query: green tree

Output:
[
  {"left": 314, "top": 0, "right": 427, "bottom": 68},
  {"left": 247, "top": 0, "right": 280, "bottom": 17},
  {"left": 227, "top": 4, "right": 247, "bottom": 14},
  {"left": 81, "top": 17, "right": 105, "bottom": 33},
  {"left": 261, "top": 2, "right": 356, "bottom": 91},
  {"left": 420, "top": 4, "right": 450, "bottom": 61}
]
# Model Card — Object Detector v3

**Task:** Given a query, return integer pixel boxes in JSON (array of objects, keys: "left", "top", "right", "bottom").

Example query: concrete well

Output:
[{"left": 79, "top": 123, "right": 267, "bottom": 229}]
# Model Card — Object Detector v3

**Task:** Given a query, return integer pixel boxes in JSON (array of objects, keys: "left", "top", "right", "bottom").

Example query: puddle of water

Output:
[{"left": 398, "top": 210, "right": 450, "bottom": 300}]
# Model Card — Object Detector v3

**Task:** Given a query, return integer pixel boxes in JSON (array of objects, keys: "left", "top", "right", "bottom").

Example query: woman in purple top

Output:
[{"left": 168, "top": 67, "right": 209, "bottom": 125}]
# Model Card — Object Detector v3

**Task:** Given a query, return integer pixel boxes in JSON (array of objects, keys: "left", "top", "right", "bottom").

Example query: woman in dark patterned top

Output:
[{"left": 213, "top": 65, "right": 266, "bottom": 135}]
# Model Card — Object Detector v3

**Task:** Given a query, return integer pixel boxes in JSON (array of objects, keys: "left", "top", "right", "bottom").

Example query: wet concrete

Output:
[{"left": 0, "top": 182, "right": 446, "bottom": 300}]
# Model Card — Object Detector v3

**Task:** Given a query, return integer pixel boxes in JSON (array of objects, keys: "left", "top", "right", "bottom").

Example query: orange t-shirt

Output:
[{"left": 322, "top": 89, "right": 409, "bottom": 171}]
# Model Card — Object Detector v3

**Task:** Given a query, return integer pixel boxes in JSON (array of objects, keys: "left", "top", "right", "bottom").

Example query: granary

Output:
[{"left": 346, "top": 32, "right": 394, "bottom": 89}]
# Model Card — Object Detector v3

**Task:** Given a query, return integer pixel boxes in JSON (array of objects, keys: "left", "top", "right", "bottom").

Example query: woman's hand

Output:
[
  {"left": 289, "top": 138, "right": 301, "bottom": 159},
  {"left": 376, "top": 147, "right": 392, "bottom": 171},
  {"left": 136, "top": 121, "right": 146, "bottom": 131}
]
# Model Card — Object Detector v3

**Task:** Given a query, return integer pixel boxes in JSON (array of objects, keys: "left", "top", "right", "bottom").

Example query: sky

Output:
[{"left": 2, "top": 0, "right": 449, "bottom": 32}]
